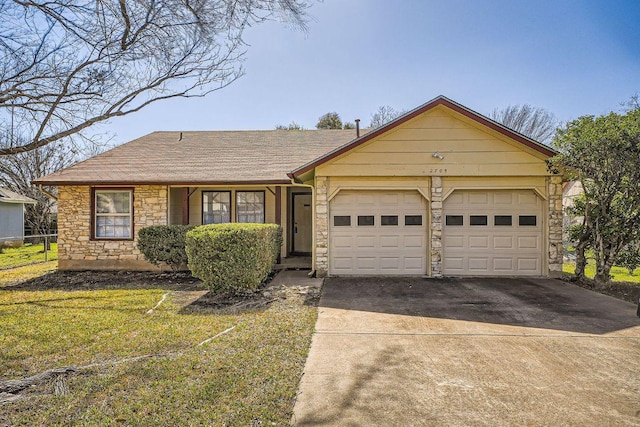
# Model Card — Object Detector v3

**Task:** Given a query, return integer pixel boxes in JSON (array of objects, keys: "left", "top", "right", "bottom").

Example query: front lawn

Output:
[
  {"left": 563, "top": 260, "right": 640, "bottom": 303},
  {"left": 0, "top": 269, "right": 317, "bottom": 426},
  {"left": 0, "top": 243, "right": 58, "bottom": 270},
  {"left": 563, "top": 260, "right": 640, "bottom": 283}
]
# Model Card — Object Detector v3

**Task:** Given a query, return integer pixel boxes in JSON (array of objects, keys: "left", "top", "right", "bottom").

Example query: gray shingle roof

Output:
[
  {"left": 35, "top": 130, "right": 360, "bottom": 185},
  {"left": 0, "top": 187, "right": 37, "bottom": 204}
]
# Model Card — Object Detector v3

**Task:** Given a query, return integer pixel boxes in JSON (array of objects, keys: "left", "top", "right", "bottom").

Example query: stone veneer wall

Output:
[
  {"left": 430, "top": 176, "right": 443, "bottom": 277},
  {"left": 548, "top": 176, "right": 564, "bottom": 277},
  {"left": 57, "top": 185, "right": 168, "bottom": 270},
  {"left": 314, "top": 176, "right": 329, "bottom": 277}
]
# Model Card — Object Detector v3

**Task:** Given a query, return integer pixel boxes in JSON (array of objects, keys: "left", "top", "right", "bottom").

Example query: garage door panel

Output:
[
  {"left": 493, "top": 236, "right": 514, "bottom": 249},
  {"left": 469, "top": 236, "right": 489, "bottom": 248},
  {"left": 404, "top": 235, "right": 424, "bottom": 248},
  {"left": 444, "top": 190, "right": 543, "bottom": 276},
  {"left": 517, "top": 236, "right": 539, "bottom": 249},
  {"left": 332, "top": 257, "right": 354, "bottom": 271},
  {"left": 444, "top": 235, "right": 465, "bottom": 248},
  {"left": 493, "top": 258, "right": 514, "bottom": 271},
  {"left": 517, "top": 258, "right": 539, "bottom": 271},
  {"left": 404, "top": 257, "right": 425, "bottom": 270},
  {"left": 494, "top": 192, "right": 513, "bottom": 204},
  {"left": 332, "top": 235, "right": 353, "bottom": 248},
  {"left": 468, "top": 192, "right": 489, "bottom": 204},
  {"left": 329, "top": 190, "right": 428, "bottom": 275},
  {"left": 380, "top": 257, "right": 401, "bottom": 270},
  {"left": 468, "top": 258, "right": 489, "bottom": 271},
  {"left": 356, "top": 257, "right": 377, "bottom": 270},
  {"left": 355, "top": 235, "right": 376, "bottom": 248},
  {"left": 380, "top": 235, "right": 400, "bottom": 248}
]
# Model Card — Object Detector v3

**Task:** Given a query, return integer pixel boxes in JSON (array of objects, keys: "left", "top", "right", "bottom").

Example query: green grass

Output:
[
  {"left": 563, "top": 260, "right": 640, "bottom": 284},
  {"left": 0, "top": 268, "right": 317, "bottom": 426},
  {"left": 0, "top": 243, "right": 58, "bottom": 269}
]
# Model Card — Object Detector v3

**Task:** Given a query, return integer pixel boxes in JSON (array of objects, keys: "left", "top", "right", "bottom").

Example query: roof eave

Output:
[{"left": 32, "top": 179, "right": 293, "bottom": 186}]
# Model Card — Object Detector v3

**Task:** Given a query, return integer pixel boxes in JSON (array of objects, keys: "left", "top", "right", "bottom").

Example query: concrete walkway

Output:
[{"left": 292, "top": 277, "right": 640, "bottom": 426}]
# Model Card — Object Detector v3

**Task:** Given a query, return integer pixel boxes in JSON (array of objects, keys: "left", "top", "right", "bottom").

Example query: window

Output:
[
  {"left": 446, "top": 215, "right": 464, "bottom": 226},
  {"left": 405, "top": 215, "right": 423, "bottom": 226},
  {"left": 334, "top": 216, "right": 351, "bottom": 226},
  {"left": 470, "top": 215, "right": 488, "bottom": 226},
  {"left": 519, "top": 215, "right": 537, "bottom": 226},
  {"left": 494, "top": 215, "right": 512, "bottom": 226},
  {"left": 236, "top": 191, "right": 265, "bottom": 223},
  {"left": 94, "top": 190, "right": 132, "bottom": 239},
  {"left": 358, "top": 215, "right": 375, "bottom": 226},
  {"left": 202, "top": 191, "right": 231, "bottom": 224},
  {"left": 381, "top": 215, "right": 399, "bottom": 226}
]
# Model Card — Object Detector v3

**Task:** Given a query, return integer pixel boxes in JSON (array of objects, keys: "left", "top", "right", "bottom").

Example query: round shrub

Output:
[
  {"left": 137, "top": 225, "right": 195, "bottom": 271},
  {"left": 185, "top": 223, "right": 282, "bottom": 295}
]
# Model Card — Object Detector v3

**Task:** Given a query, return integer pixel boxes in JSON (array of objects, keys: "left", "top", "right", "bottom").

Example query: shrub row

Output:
[{"left": 138, "top": 223, "right": 282, "bottom": 294}]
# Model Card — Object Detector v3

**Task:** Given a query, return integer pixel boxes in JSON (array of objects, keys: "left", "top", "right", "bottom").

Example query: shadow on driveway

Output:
[{"left": 319, "top": 277, "right": 640, "bottom": 335}]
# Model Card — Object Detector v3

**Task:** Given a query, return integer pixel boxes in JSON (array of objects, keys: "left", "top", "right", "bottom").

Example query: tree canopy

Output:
[
  {"left": 491, "top": 104, "right": 557, "bottom": 145},
  {"left": 0, "top": 0, "right": 310, "bottom": 155},
  {"left": 315, "top": 112, "right": 343, "bottom": 129},
  {"left": 549, "top": 107, "right": 640, "bottom": 285}
]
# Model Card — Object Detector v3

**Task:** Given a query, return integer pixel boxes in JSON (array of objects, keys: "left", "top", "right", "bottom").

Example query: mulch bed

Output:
[{"left": 562, "top": 274, "right": 640, "bottom": 305}]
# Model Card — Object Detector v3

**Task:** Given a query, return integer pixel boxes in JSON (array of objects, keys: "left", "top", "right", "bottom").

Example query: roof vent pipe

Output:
[
  {"left": 178, "top": 132, "right": 183, "bottom": 142},
  {"left": 355, "top": 119, "right": 360, "bottom": 138}
]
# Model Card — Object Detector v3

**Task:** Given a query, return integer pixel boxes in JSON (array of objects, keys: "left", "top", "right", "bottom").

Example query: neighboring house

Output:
[
  {"left": 0, "top": 187, "right": 37, "bottom": 245},
  {"left": 35, "top": 96, "right": 563, "bottom": 277},
  {"left": 562, "top": 181, "right": 584, "bottom": 228}
]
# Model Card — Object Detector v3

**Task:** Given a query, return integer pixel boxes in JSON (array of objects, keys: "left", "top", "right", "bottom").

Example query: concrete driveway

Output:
[{"left": 292, "top": 277, "right": 640, "bottom": 426}]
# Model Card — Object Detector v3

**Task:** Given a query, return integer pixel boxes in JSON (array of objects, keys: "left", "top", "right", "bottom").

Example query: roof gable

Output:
[
  {"left": 0, "top": 187, "right": 36, "bottom": 204},
  {"left": 290, "top": 96, "right": 557, "bottom": 179}
]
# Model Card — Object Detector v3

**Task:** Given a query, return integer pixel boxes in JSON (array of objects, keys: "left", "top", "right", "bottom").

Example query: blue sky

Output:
[{"left": 105, "top": 0, "right": 640, "bottom": 145}]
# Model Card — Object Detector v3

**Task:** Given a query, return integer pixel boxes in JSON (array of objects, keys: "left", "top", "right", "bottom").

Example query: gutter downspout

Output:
[
  {"left": 38, "top": 184, "right": 58, "bottom": 200},
  {"left": 288, "top": 173, "right": 316, "bottom": 277}
]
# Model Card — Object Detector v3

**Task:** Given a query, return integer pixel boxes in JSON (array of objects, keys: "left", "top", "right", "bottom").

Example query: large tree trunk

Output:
[
  {"left": 574, "top": 241, "right": 588, "bottom": 280},
  {"left": 594, "top": 248, "right": 616, "bottom": 287}
]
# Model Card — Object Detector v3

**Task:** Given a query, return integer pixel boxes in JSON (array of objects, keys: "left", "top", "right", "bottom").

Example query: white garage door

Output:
[
  {"left": 329, "top": 190, "right": 428, "bottom": 275},
  {"left": 443, "top": 190, "right": 543, "bottom": 276}
]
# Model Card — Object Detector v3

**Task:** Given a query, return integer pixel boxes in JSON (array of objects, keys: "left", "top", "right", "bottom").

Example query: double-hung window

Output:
[
  {"left": 94, "top": 190, "right": 132, "bottom": 239},
  {"left": 202, "top": 191, "right": 231, "bottom": 224},
  {"left": 236, "top": 191, "right": 265, "bottom": 223}
]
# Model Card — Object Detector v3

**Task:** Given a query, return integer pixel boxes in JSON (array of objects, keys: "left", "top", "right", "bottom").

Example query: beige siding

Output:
[
  {"left": 316, "top": 105, "right": 549, "bottom": 178},
  {"left": 169, "top": 187, "right": 183, "bottom": 225},
  {"left": 442, "top": 177, "right": 547, "bottom": 200},
  {"left": 327, "top": 176, "right": 431, "bottom": 201}
]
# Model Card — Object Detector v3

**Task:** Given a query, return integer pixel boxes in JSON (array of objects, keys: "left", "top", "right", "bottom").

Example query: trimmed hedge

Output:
[
  {"left": 185, "top": 223, "right": 282, "bottom": 295},
  {"left": 137, "top": 225, "right": 195, "bottom": 271}
]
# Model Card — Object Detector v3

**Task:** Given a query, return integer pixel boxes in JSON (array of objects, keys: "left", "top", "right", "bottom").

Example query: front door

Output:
[{"left": 293, "top": 193, "right": 312, "bottom": 254}]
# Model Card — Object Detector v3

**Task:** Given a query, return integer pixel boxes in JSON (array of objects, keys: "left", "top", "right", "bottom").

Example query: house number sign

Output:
[{"left": 429, "top": 168, "right": 448, "bottom": 174}]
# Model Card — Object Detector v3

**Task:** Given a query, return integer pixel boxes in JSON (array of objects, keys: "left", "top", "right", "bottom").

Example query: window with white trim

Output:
[
  {"left": 236, "top": 191, "right": 265, "bottom": 223},
  {"left": 95, "top": 190, "right": 132, "bottom": 238},
  {"left": 203, "top": 191, "right": 231, "bottom": 224}
]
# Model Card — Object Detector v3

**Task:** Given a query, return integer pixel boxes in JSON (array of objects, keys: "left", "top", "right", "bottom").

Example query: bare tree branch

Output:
[
  {"left": 0, "top": 0, "right": 311, "bottom": 155},
  {"left": 490, "top": 104, "right": 558, "bottom": 145}
]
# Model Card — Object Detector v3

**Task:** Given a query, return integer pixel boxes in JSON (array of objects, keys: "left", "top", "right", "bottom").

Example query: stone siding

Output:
[
  {"left": 57, "top": 185, "right": 167, "bottom": 270},
  {"left": 314, "top": 177, "right": 329, "bottom": 277},
  {"left": 548, "top": 176, "right": 564, "bottom": 277},
  {"left": 430, "top": 176, "right": 443, "bottom": 277}
]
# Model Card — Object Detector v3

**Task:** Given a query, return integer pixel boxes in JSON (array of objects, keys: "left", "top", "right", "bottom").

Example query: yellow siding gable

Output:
[{"left": 315, "top": 105, "right": 550, "bottom": 177}]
